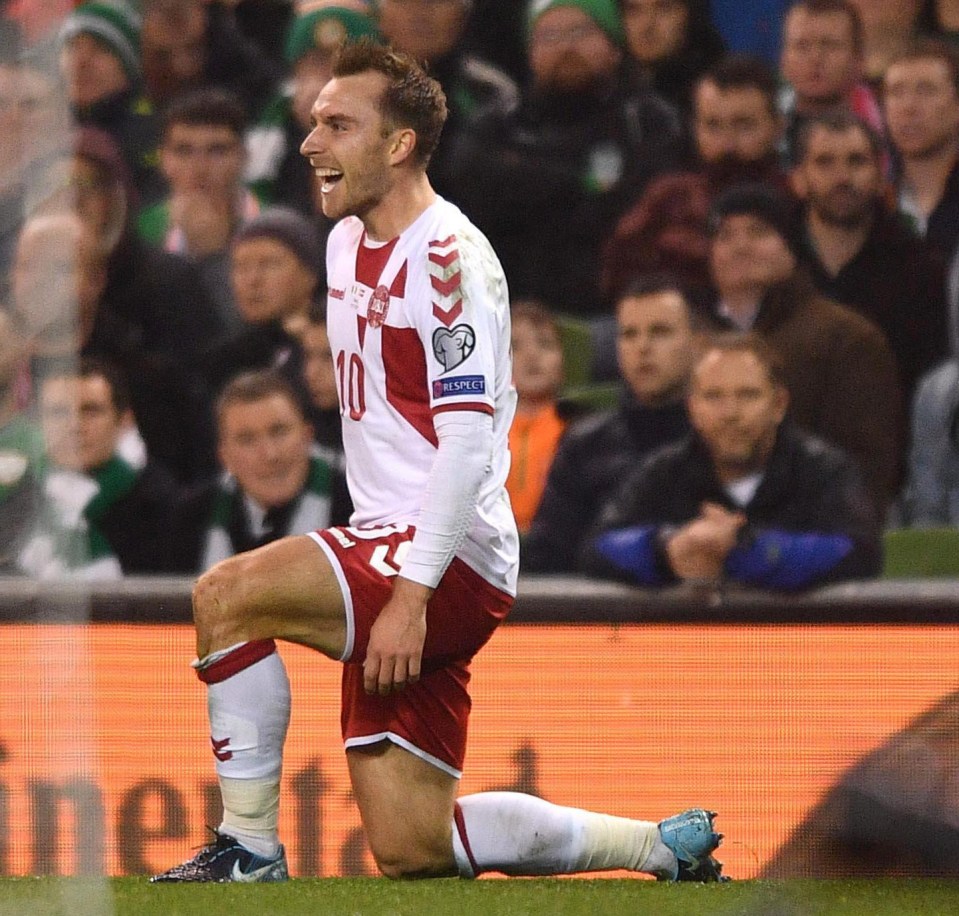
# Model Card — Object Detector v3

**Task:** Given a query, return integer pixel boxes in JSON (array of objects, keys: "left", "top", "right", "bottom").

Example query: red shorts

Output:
[{"left": 308, "top": 525, "right": 513, "bottom": 777}]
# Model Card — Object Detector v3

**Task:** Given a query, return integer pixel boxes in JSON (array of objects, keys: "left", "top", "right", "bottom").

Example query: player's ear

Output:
[{"left": 389, "top": 127, "right": 417, "bottom": 166}]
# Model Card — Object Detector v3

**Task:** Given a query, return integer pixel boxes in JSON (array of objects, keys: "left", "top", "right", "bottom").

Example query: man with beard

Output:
[
  {"left": 601, "top": 53, "right": 792, "bottom": 304},
  {"left": 450, "top": 0, "right": 683, "bottom": 319},
  {"left": 793, "top": 111, "right": 948, "bottom": 403}
]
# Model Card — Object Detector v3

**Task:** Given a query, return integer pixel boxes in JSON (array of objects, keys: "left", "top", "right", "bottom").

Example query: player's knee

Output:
[
  {"left": 192, "top": 556, "right": 249, "bottom": 640},
  {"left": 374, "top": 852, "right": 448, "bottom": 880},
  {"left": 370, "top": 840, "right": 455, "bottom": 880}
]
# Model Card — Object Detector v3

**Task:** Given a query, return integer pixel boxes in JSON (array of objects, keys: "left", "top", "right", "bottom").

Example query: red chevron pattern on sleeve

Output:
[{"left": 429, "top": 235, "right": 463, "bottom": 326}]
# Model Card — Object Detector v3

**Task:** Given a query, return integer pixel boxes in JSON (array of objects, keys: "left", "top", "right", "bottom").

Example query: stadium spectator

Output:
[
  {"left": 246, "top": 3, "right": 381, "bottom": 214},
  {"left": 11, "top": 212, "right": 109, "bottom": 370},
  {"left": 153, "top": 42, "right": 725, "bottom": 887},
  {"left": 451, "top": 0, "right": 683, "bottom": 318},
  {"left": 140, "top": 0, "right": 281, "bottom": 119},
  {"left": 601, "top": 54, "right": 791, "bottom": 304},
  {"left": 17, "top": 358, "right": 179, "bottom": 579},
  {"left": 523, "top": 275, "right": 697, "bottom": 573},
  {"left": 706, "top": 182, "right": 904, "bottom": 515},
  {"left": 0, "top": 35, "right": 65, "bottom": 289},
  {"left": 581, "top": 331, "right": 882, "bottom": 588},
  {"left": 618, "top": 0, "right": 726, "bottom": 116},
  {"left": 203, "top": 206, "right": 323, "bottom": 408},
  {"left": 778, "top": 0, "right": 884, "bottom": 167},
  {"left": 0, "top": 309, "right": 43, "bottom": 575},
  {"left": 138, "top": 87, "right": 259, "bottom": 325},
  {"left": 848, "top": 0, "right": 924, "bottom": 87},
  {"left": 792, "top": 111, "right": 948, "bottom": 403},
  {"left": 56, "top": 1, "right": 164, "bottom": 204},
  {"left": 170, "top": 369, "right": 346, "bottom": 574},
  {"left": 883, "top": 40, "right": 959, "bottom": 295},
  {"left": 505, "top": 300, "right": 569, "bottom": 535},
  {"left": 902, "top": 356, "right": 959, "bottom": 525},
  {"left": 27, "top": 129, "right": 221, "bottom": 484},
  {"left": 374, "top": 0, "right": 519, "bottom": 204}
]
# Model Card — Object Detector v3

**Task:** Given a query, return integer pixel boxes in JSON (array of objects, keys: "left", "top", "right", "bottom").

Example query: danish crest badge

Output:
[{"left": 367, "top": 284, "right": 390, "bottom": 328}]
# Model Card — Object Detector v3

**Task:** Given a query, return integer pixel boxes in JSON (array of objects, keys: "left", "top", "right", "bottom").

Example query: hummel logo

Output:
[
  {"left": 231, "top": 859, "right": 278, "bottom": 882},
  {"left": 211, "top": 736, "right": 233, "bottom": 761}
]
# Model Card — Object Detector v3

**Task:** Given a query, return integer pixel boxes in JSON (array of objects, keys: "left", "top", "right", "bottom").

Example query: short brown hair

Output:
[
  {"left": 41, "top": 356, "right": 132, "bottom": 415},
  {"left": 886, "top": 37, "right": 959, "bottom": 96},
  {"left": 795, "top": 110, "right": 883, "bottom": 164},
  {"left": 785, "top": 0, "right": 863, "bottom": 56},
  {"left": 510, "top": 299, "right": 561, "bottom": 339},
  {"left": 332, "top": 38, "right": 448, "bottom": 166},
  {"left": 161, "top": 87, "right": 248, "bottom": 140},
  {"left": 615, "top": 274, "right": 706, "bottom": 330},
  {"left": 215, "top": 369, "right": 306, "bottom": 429},
  {"left": 699, "top": 54, "right": 780, "bottom": 117}
]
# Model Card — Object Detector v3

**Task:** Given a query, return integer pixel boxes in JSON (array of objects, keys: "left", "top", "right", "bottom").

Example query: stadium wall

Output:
[{"left": 2, "top": 577, "right": 958, "bottom": 879}]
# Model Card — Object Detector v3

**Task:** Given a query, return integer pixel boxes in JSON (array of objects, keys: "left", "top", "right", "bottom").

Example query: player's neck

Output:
[{"left": 362, "top": 173, "right": 437, "bottom": 242}]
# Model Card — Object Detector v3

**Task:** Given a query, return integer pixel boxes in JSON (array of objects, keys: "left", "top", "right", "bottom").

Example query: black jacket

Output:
[
  {"left": 523, "top": 390, "right": 690, "bottom": 573},
  {"left": 91, "top": 459, "right": 181, "bottom": 575},
  {"left": 799, "top": 206, "right": 948, "bottom": 402},
  {"left": 451, "top": 80, "right": 684, "bottom": 316},
  {"left": 580, "top": 424, "right": 882, "bottom": 589}
]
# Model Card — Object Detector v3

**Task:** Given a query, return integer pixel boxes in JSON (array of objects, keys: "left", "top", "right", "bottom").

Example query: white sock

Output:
[
  {"left": 451, "top": 791, "right": 666, "bottom": 877},
  {"left": 195, "top": 641, "right": 290, "bottom": 858}
]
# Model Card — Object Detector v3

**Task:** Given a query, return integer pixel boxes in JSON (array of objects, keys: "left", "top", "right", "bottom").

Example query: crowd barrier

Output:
[{"left": 2, "top": 576, "right": 959, "bottom": 879}]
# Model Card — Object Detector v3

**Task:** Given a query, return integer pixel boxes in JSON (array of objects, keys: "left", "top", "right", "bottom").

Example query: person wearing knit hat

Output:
[
  {"left": 285, "top": 4, "right": 381, "bottom": 67},
  {"left": 708, "top": 182, "right": 804, "bottom": 260},
  {"left": 201, "top": 206, "right": 325, "bottom": 398},
  {"left": 705, "top": 180, "right": 904, "bottom": 516},
  {"left": 232, "top": 207, "right": 324, "bottom": 279},
  {"left": 59, "top": 1, "right": 142, "bottom": 86},
  {"left": 449, "top": 0, "right": 682, "bottom": 319},
  {"left": 526, "top": 0, "right": 625, "bottom": 48},
  {"left": 57, "top": 1, "right": 165, "bottom": 206}
]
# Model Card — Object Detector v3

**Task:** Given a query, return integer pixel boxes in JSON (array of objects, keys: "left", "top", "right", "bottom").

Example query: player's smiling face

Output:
[{"left": 300, "top": 71, "right": 397, "bottom": 222}]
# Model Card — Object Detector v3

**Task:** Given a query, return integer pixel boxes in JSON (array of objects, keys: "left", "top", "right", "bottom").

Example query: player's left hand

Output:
[{"left": 364, "top": 577, "right": 431, "bottom": 696}]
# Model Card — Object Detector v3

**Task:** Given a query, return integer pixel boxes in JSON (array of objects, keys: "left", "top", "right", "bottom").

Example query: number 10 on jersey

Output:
[{"left": 336, "top": 350, "right": 366, "bottom": 420}]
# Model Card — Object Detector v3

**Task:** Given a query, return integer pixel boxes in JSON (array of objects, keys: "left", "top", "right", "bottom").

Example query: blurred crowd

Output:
[{"left": 0, "top": 0, "right": 958, "bottom": 587}]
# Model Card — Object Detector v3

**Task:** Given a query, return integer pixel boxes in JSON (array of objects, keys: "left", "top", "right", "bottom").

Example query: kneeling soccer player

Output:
[{"left": 152, "top": 39, "right": 725, "bottom": 885}]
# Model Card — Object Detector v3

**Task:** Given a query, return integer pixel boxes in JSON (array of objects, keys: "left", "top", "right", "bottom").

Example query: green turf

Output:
[{"left": 3, "top": 878, "right": 959, "bottom": 916}]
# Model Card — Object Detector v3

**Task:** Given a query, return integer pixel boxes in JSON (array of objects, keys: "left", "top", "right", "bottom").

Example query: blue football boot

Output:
[{"left": 657, "top": 808, "right": 728, "bottom": 882}]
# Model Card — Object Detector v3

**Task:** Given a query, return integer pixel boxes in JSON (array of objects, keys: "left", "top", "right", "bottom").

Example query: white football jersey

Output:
[{"left": 325, "top": 197, "right": 519, "bottom": 594}]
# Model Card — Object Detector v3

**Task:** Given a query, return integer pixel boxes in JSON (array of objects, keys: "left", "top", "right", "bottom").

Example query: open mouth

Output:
[{"left": 315, "top": 167, "right": 344, "bottom": 194}]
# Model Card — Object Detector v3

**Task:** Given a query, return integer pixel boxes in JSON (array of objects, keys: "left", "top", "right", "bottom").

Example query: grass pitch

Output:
[{"left": 2, "top": 878, "right": 959, "bottom": 916}]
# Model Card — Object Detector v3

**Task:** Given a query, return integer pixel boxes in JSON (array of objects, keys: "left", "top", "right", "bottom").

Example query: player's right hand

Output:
[{"left": 363, "top": 577, "right": 430, "bottom": 695}]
